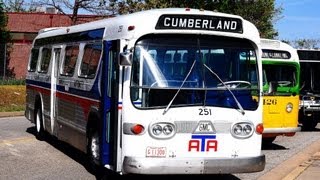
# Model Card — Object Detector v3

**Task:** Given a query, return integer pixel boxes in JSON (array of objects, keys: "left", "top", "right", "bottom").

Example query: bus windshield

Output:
[
  {"left": 130, "top": 35, "right": 259, "bottom": 110},
  {"left": 263, "top": 64, "right": 297, "bottom": 90},
  {"left": 300, "top": 62, "right": 320, "bottom": 93}
]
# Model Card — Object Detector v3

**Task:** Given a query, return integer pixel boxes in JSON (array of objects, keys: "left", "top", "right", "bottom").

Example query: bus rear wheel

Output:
[{"left": 35, "top": 107, "right": 45, "bottom": 140}]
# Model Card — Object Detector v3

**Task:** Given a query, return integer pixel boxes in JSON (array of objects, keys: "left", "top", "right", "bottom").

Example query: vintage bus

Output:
[
  {"left": 25, "top": 8, "right": 265, "bottom": 175},
  {"left": 260, "top": 39, "right": 301, "bottom": 144},
  {"left": 297, "top": 49, "right": 320, "bottom": 130}
]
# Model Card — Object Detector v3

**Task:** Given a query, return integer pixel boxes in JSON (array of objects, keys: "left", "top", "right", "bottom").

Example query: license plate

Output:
[{"left": 146, "top": 147, "right": 166, "bottom": 157}]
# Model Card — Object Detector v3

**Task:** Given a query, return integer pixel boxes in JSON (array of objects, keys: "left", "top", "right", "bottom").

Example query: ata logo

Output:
[{"left": 188, "top": 135, "right": 218, "bottom": 152}]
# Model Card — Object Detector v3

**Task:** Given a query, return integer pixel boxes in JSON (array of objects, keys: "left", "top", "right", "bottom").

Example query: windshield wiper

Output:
[
  {"left": 203, "top": 64, "right": 245, "bottom": 115},
  {"left": 163, "top": 59, "right": 197, "bottom": 115}
]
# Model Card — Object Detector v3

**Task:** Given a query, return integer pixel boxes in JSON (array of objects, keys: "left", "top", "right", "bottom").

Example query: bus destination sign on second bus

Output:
[{"left": 156, "top": 14, "right": 243, "bottom": 33}]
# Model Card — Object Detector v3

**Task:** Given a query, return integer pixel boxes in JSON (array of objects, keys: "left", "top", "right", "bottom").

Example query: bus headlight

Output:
[
  {"left": 163, "top": 125, "right": 174, "bottom": 135},
  {"left": 152, "top": 125, "right": 162, "bottom": 135},
  {"left": 231, "top": 122, "right": 254, "bottom": 139},
  {"left": 233, "top": 124, "right": 243, "bottom": 135},
  {"left": 286, "top": 103, "right": 293, "bottom": 113},
  {"left": 149, "top": 123, "right": 176, "bottom": 139}
]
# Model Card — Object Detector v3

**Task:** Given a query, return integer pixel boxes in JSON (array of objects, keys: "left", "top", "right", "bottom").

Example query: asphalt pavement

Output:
[
  {"left": 1, "top": 111, "right": 320, "bottom": 179},
  {"left": 258, "top": 138, "right": 320, "bottom": 180}
]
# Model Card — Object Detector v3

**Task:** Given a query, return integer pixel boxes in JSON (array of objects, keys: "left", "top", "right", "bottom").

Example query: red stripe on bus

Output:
[{"left": 27, "top": 84, "right": 101, "bottom": 118}]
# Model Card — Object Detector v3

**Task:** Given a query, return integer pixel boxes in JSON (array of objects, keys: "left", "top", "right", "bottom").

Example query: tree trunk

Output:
[{"left": 71, "top": 0, "right": 80, "bottom": 25}]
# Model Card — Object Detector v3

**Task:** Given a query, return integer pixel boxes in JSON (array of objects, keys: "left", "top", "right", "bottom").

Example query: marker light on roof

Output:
[{"left": 128, "top": 26, "right": 135, "bottom": 31}]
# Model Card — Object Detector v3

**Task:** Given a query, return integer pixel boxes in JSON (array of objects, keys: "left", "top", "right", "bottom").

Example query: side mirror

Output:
[
  {"left": 119, "top": 50, "right": 132, "bottom": 66},
  {"left": 268, "top": 81, "right": 278, "bottom": 94}
]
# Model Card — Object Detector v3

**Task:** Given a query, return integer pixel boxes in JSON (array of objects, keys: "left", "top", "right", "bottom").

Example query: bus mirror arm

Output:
[{"left": 119, "top": 49, "right": 133, "bottom": 66}]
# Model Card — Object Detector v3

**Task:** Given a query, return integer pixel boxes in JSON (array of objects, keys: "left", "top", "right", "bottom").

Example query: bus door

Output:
[
  {"left": 50, "top": 47, "right": 61, "bottom": 135},
  {"left": 100, "top": 40, "right": 120, "bottom": 170}
]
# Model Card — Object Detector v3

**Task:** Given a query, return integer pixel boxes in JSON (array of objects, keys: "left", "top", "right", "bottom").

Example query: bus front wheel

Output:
[
  {"left": 302, "top": 116, "right": 318, "bottom": 131},
  {"left": 87, "top": 129, "right": 100, "bottom": 170}
]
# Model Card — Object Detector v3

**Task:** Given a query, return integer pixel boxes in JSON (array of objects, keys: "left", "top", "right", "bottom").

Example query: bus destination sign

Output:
[{"left": 155, "top": 14, "right": 243, "bottom": 33}]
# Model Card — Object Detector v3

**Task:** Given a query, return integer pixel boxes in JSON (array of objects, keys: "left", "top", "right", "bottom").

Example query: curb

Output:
[
  {"left": 258, "top": 139, "right": 320, "bottom": 180},
  {"left": 0, "top": 111, "right": 24, "bottom": 118},
  {"left": 282, "top": 152, "right": 320, "bottom": 180}
]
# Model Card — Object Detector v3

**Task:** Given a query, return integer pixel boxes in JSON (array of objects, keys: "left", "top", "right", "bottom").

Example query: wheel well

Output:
[{"left": 86, "top": 112, "right": 100, "bottom": 137}]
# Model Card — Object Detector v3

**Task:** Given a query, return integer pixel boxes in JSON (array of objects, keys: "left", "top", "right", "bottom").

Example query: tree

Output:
[
  {"left": 2, "top": 0, "right": 37, "bottom": 12},
  {"left": 291, "top": 39, "right": 320, "bottom": 49},
  {"left": 2, "top": 0, "right": 25, "bottom": 12},
  {"left": 116, "top": 0, "right": 282, "bottom": 39},
  {"left": 0, "top": 0, "right": 11, "bottom": 78},
  {"left": 32, "top": 0, "right": 112, "bottom": 25},
  {"left": 0, "top": 1, "right": 9, "bottom": 45}
]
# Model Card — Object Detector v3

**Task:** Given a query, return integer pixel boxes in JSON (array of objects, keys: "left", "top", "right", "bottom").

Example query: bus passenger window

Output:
[
  {"left": 62, "top": 45, "right": 79, "bottom": 76},
  {"left": 28, "top": 48, "right": 39, "bottom": 72},
  {"left": 39, "top": 48, "right": 51, "bottom": 73},
  {"left": 79, "top": 43, "right": 102, "bottom": 78}
]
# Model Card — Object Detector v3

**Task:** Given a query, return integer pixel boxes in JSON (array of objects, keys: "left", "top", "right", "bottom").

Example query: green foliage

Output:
[
  {"left": 117, "top": 0, "right": 282, "bottom": 39},
  {"left": 0, "top": 0, "right": 9, "bottom": 44},
  {"left": 0, "top": 78, "right": 25, "bottom": 85},
  {"left": 291, "top": 39, "right": 320, "bottom": 49}
]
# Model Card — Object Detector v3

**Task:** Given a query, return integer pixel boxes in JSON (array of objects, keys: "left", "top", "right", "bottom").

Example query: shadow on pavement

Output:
[
  {"left": 100, "top": 173, "right": 240, "bottom": 180},
  {"left": 262, "top": 142, "right": 287, "bottom": 150},
  {"left": 26, "top": 126, "right": 114, "bottom": 179},
  {"left": 26, "top": 126, "right": 241, "bottom": 180}
]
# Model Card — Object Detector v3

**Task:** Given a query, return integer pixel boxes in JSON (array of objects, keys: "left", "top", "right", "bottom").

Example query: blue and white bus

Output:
[{"left": 25, "top": 8, "right": 265, "bottom": 175}]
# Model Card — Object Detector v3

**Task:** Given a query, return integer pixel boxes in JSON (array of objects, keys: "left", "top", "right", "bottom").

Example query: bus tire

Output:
[
  {"left": 302, "top": 116, "right": 318, "bottom": 131},
  {"left": 87, "top": 128, "right": 100, "bottom": 171},
  {"left": 35, "top": 107, "right": 45, "bottom": 140}
]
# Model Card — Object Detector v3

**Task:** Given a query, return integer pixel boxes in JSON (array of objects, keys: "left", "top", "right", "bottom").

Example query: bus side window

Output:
[
  {"left": 39, "top": 47, "right": 52, "bottom": 73},
  {"left": 28, "top": 48, "right": 39, "bottom": 72},
  {"left": 62, "top": 45, "right": 79, "bottom": 76},
  {"left": 79, "top": 43, "right": 102, "bottom": 78}
]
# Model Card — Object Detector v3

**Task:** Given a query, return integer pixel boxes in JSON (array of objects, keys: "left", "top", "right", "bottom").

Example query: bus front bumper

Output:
[
  {"left": 122, "top": 155, "right": 265, "bottom": 174},
  {"left": 263, "top": 127, "right": 301, "bottom": 136}
]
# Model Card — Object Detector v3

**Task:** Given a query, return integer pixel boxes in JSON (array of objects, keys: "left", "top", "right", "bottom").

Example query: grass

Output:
[{"left": 0, "top": 85, "right": 26, "bottom": 112}]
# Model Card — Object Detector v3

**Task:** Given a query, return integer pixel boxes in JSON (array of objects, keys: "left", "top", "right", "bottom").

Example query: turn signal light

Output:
[
  {"left": 131, "top": 124, "right": 144, "bottom": 135},
  {"left": 256, "top": 123, "right": 264, "bottom": 135}
]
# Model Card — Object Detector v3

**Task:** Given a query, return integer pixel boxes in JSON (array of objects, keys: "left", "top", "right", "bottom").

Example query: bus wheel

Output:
[
  {"left": 35, "top": 107, "right": 45, "bottom": 140},
  {"left": 87, "top": 130, "right": 100, "bottom": 170},
  {"left": 302, "top": 117, "right": 318, "bottom": 131},
  {"left": 262, "top": 136, "right": 276, "bottom": 145}
]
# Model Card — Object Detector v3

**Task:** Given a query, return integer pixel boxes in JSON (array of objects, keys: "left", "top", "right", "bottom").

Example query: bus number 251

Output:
[{"left": 199, "top": 108, "right": 212, "bottom": 116}]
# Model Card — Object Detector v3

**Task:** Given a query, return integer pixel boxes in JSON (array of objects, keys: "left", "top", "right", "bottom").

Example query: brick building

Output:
[{"left": 2, "top": 12, "right": 104, "bottom": 79}]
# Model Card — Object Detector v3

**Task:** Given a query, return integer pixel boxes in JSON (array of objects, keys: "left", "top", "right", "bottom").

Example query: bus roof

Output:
[
  {"left": 34, "top": 8, "right": 260, "bottom": 44},
  {"left": 297, "top": 49, "right": 320, "bottom": 62},
  {"left": 260, "top": 38, "right": 299, "bottom": 63}
]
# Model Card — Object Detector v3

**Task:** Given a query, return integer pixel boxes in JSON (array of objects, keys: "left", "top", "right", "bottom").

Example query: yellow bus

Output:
[{"left": 261, "top": 39, "right": 301, "bottom": 144}]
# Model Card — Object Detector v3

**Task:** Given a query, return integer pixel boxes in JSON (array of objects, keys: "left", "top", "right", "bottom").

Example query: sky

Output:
[
  {"left": 20, "top": 0, "right": 319, "bottom": 42},
  {"left": 275, "top": 0, "right": 320, "bottom": 41}
]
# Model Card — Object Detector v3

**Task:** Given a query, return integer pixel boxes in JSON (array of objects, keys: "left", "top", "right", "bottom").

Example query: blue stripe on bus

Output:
[{"left": 26, "top": 79, "right": 101, "bottom": 100}]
